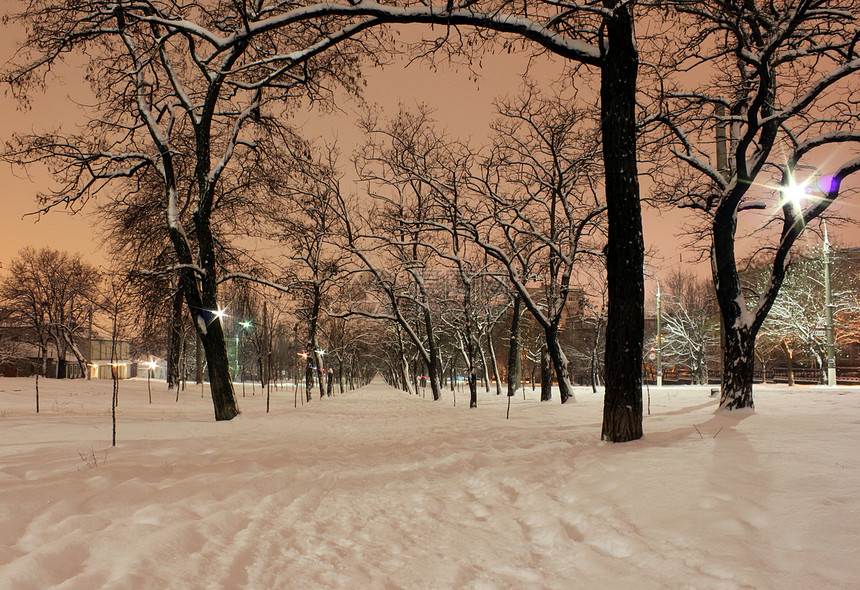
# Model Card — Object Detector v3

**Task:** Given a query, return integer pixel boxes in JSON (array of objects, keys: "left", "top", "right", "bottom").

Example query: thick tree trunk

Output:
[
  {"left": 720, "top": 326, "right": 756, "bottom": 410},
  {"left": 546, "top": 326, "right": 576, "bottom": 403},
  {"left": 193, "top": 311, "right": 240, "bottom": 420},
  {"left": 600, "top": 2, "right": 644, "bottom": 442},
  {"left": 468, "top": 366, "right": 478, "bottom": 408},
  {"left": 176, "top": 251, "right": 240, "bottom": 420},
  {"left": 540, "top": 346, "right": 552, "bottom": 402},
  {"left": 507, "top": 295, "right": 522, "bottom": 397},
  {"left": 307, "top": 289, "right": 324, "bottom": 399},
  {"left": 396, "top": 329, "right": 416, "bottom": 395},
  {"left": 422, "top": 307, "right": 443, "bottom": 401},
  {"left": 783, "top": 342, "right": 795, "bottom": 386}
]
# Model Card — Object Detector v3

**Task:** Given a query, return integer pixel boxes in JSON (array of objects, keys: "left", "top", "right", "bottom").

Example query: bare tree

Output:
[
  {"left": 0, "top": 248, "right": 100, "bottom": 379},
  {"left": 650, "top": 0, "right": 860, "bottom": 409},
  {"left": 97, "top": 271, "right": 135, "bottom": 447},
  {"left": 4, "top": 0, "right": 646, "bottom": 440},
  {"left": 760, "top": 247, "right": 859, "bottom": 383},
  {"left": 0, "top": 304, "right": 22, "bottom": 372},
  {"left": 347, "top": 111, "right": 456, "bottom": 401},
  {"left": 262, "top": 139, "right": 350, "bottom": 399},
  {"left": 471, "top": 87, "right": 605, "bottom": 403},
  {"left": 659, "top": 271, "right": 719, "bottom": 386},
  {"left": 563, "top": 267, "right": 607, "bottom": 393},
  {"left": 3, "top": 1, "right": 372, "bottom": 420}
]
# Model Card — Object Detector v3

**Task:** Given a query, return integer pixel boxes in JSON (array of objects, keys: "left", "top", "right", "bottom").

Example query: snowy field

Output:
[{"left": 0, "top": 376, "right": 857, "bottom": 590}]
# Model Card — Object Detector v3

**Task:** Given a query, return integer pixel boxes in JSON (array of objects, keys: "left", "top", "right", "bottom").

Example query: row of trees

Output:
[
  {"left": 3, "top": 0, "right": 860, "bottom": 441},
  {"left": 0, "top": 246, "right": 379, "bottom": 395},
  {"left": 654, "top": 248, "right": 860, "bottom": 386},
  {"left": 0, "top": 248, "right": 102, "bottom": 379}
]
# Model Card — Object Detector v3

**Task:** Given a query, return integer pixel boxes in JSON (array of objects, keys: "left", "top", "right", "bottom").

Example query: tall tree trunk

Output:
[
  {"left": 396, "top": 327, "right": 416, "bottom": 395},
  {"left": 306, "top": 290, "right": 322, "bottom": 398},
  {"left": 507, "top": 295, "right": 522, "bottom": 397},
  {"left": 192, "top": 312, "right": 239, "bottom": 420},
  {"left": 486, "top": 329, "right": 503, "bottom": 396},
  {"left": 540, "top": 345, "right": 552, "bottom": 402},
  {"left": 461, "top": 334, "right": 479, "bottom": 409},
  {"left": 600, "top": 1, "right": 644, "bottom": 442},
  {"left": 720, "top": 326, "right": 756, "bottom": 409},
  {"left": 179, "top": 260, "right": 239, "bottom": 420},
  {"left": 713, "top": 205, "right": 782, "bottom": 409},
  {"left": 195, "top": 330, "right": 203, "bottom": 385},
  {"left": 546, "top": 325, "right": 576, "bottom": 403},
  {"left": 814, "top": 346, "right": 826, "bottom": 384},
  {"left": 422, "top": 306, "right": 443, "bottom": 401},
  {"left": 696, "top": 351, "right": 708, "bottom": 386},
  {"left": 167, "top": 288, "right": 183, "bottom": 390},
  {"left": 477, "top": 343, "right": 491, "bottom": 394},
  {"left": 782, "top": 341, "right": 795, "bottom": 386},
  {"left": 590, "top": 313, "right": 604, "bottom": 393}
]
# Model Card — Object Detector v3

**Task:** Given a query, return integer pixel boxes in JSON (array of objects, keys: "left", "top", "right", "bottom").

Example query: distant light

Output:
[
  {"left": 145, "top": 361, "right": 158, "bottom": 370},
  {"left": 213, "top": 307, "right": 227, "bottom": 322},
  {"left": 315, "top": 349, "right": 326, "bottom": 356},
  {"left": 240, "top": 321, "right": 252, "bottom": 329},
  {"left": 298, "top": 352, "right": 309, "bottom": 359}
]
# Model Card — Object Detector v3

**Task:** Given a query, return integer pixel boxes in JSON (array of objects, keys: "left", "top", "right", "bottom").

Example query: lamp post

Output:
[
  {"left": 238, "top": 321, "right": 252, "bottom": 397},
  {"left": 824, "top": 222, "right": 837, "bottom": 386},
  {"left": 656, "top": 280, "right": 663, "bottom": 388}
]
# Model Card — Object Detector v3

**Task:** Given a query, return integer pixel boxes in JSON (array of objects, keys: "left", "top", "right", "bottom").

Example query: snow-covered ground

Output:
[{"left": 0, "top": 376, "right": 857, "bottom": 590}]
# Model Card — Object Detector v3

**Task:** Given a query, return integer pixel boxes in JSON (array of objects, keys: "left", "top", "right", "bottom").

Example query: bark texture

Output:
[{"left": 600, "top": 1, "right": 644, "bottom": 442}]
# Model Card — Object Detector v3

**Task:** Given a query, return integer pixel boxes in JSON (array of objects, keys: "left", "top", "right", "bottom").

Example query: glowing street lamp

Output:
[{"left": 780, "top": 172, "right": 812, "bottom": 213}]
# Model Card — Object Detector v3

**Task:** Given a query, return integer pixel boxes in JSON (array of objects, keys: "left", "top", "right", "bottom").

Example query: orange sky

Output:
[{"left": 1, "top": 20, "right": 854, "bottom": 292}]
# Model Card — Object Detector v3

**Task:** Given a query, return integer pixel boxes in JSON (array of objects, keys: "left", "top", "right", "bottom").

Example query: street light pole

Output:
[
  {"left": 238, "top": 321, "right": 251, "bottom": 398},
  {"left": 656, "top": 280, "right": 663, "bottom": 388},
  {"left": 824, "top": 222, "right": 836, "bottom": 386}
]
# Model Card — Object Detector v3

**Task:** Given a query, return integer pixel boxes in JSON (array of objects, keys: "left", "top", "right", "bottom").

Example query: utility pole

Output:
[
  {"left": 87, "top": 305, "right": 93, "bottom": 380},
  {"left": 824, "top": 221, "right": 837, "bottom": 386},
  {"left": 656, "top": 280, "right": 663, "bottom": 387}
]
